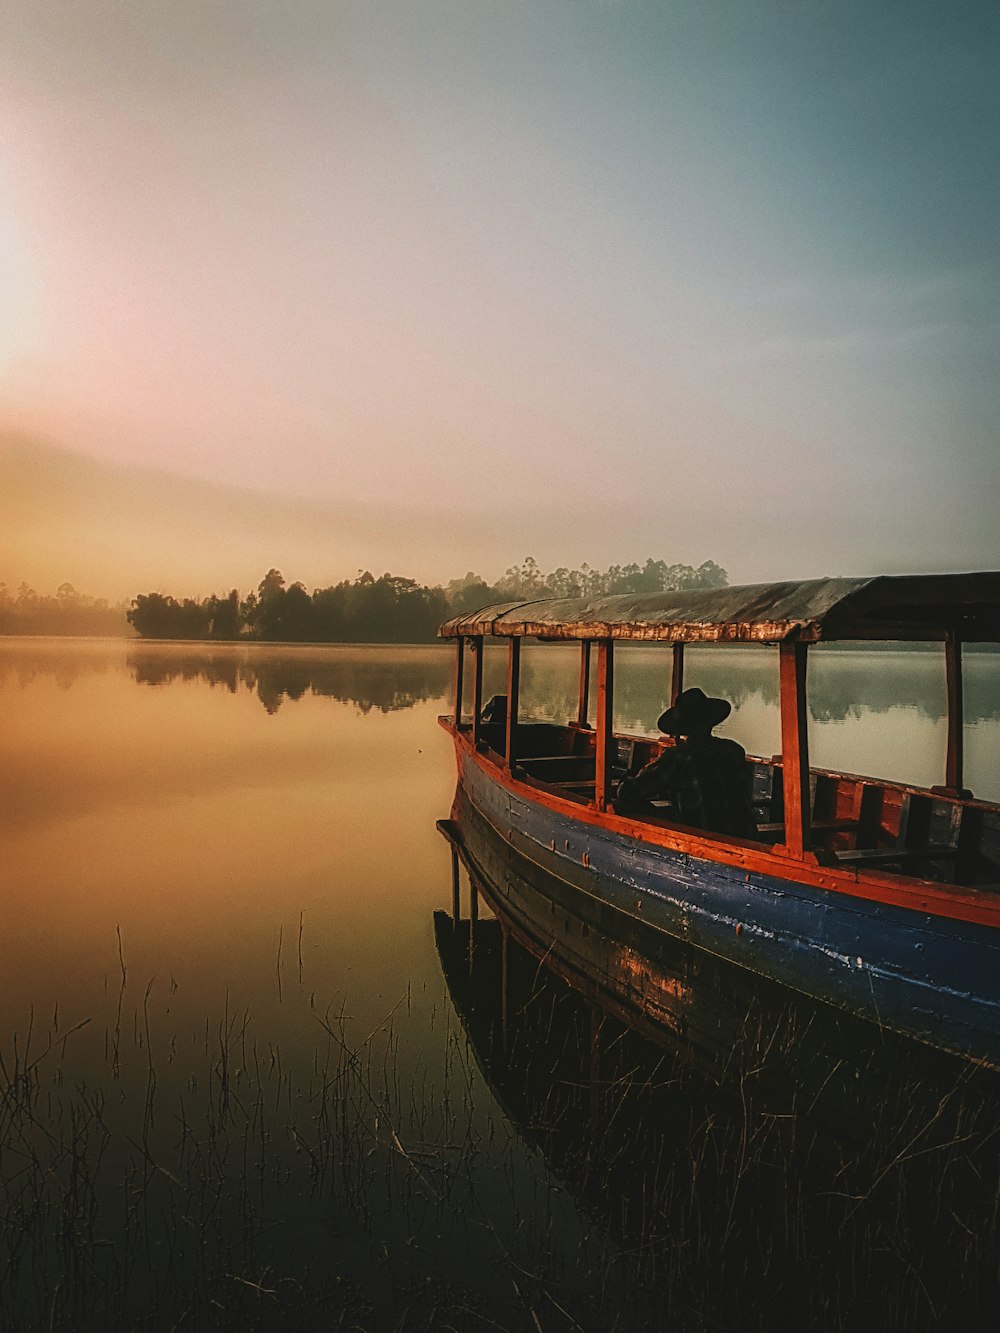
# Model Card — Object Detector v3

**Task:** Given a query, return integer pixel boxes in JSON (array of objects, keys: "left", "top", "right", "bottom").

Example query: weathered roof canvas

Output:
[{"left": 440, "top": 573, "right": 1000, "bottom": 643}]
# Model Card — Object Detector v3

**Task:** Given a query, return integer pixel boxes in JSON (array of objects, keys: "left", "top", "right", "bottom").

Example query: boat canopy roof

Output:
[{"left": 439, "top": 573, "right": 1000, "bottom": 644}]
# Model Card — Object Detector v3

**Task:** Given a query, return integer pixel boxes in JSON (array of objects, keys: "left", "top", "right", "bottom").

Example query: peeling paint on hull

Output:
[{"left": 457, "top": 750, "right": 1000, "bottom": 1069}]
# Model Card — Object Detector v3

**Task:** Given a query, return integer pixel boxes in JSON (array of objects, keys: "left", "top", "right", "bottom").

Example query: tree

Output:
[
  {"left": 128, "top": 593, "right": 179, "bottom": 639},
  {"left": 445, "top": 572, "right": 499, "bottom": 614},
  {"left": 258, "top": 568, "right": 285, "bottom": 602},
  {"left": 207, "top": 590, "right": 241, "bottom": 639},
  {"left": 494, "top": 556, "right": 549, "bottom": 599},
  {"left": 277, "top": 582, "right": 314, "bottom": 641},
  {"left": 124, "top": 554, "right": 729, "bottom": 644},
  {"left": 239, "top": 590, "right": 259, "bottom": 632}
]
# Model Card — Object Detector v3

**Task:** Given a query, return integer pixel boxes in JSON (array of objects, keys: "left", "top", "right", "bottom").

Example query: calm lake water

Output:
[{"left": 2, "top": 637, "right": 999, "bottom": 1331}]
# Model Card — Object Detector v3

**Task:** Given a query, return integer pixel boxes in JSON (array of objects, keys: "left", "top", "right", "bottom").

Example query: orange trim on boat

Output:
[{"left": 442, "top": 719, "right": 1000, "bottom": 931}]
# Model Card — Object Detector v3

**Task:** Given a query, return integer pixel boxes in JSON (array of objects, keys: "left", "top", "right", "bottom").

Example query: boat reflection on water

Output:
[{"left": 436, "top": 794, "right": 1000, "bottom": 1330}]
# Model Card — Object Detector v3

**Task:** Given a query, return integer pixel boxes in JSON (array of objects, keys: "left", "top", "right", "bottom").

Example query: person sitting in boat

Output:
[
  {"left": 614, "top": 687, "right": 756, "bottom": 838},
  {"left": 481, "top": 694, "right": 507, "bottom": 729}
]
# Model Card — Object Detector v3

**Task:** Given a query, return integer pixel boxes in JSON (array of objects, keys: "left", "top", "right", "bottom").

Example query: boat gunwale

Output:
[{"left": 442, "top": 718, "right": 1000, "bottom": 930}]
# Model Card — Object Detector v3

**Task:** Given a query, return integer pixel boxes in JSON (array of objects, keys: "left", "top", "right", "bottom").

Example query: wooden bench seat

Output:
[
  {"left": 520, "top": 759, "right": 596, "bottom": 786},
  {"left": 521, "top": 755, "right": 592, "bottom": 766},
  {"left": 830, "top": 844, "right": 960, "bottom": 867},
  {"left": 758, "top": 818, "right": 861, "bottom": 838}
]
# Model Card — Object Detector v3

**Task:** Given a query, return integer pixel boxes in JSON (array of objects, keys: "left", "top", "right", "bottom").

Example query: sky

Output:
[{"left": 1, "top": 0, "right": 998, "bottom": 599}]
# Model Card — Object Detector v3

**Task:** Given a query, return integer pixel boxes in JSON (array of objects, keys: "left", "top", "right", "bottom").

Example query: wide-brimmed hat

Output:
[{"left": 656, "top": 687, "right": 731, "bottom": 736}]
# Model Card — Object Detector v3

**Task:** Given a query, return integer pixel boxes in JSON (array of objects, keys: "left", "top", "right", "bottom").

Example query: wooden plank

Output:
[
  {"left": 595, "top": 640, "right": 615, "bottom": 812},
  {"left": 778, "top": 642, "right": 811, "bottom": 857},
  {"left": 855, "top": 784, "right": 885, "bottom": 850},
  {"left": 832, "top": 844, "right": 959, "bottom": 866},
  {"left": 945, "top": 632, "right": 964, "bottom": 793},
  {"left": 669, "top": 642, "right": 688, "bottom": 709},
  {"left": 768, "top": 763, "right": 785, "bottom": 825},
  {"left": 452, "top": 636, "right": 465, "bottom": 729},
  {"left": 956, "top": 806, "right": 984, "bottom": 885},
  {"left": 451, "top": 729, "right": 1000, "bottom": 927},
  {"left": 812, "top": 773, "right": 839, "bottom": 822},
  {"left": 577, "top": 640, "right": 592, "bottom": 726},
  {"left": 899, "top": 792, "right": 933, "bottom": 849},
  {"left": 471, "top": 635, "right": 485, "bottom": 748},
  {"left": 505, "top": 637, "right": 521, "bottom": 772},
  {"left": 761, "top": 817, "right": 858, "bottom": 836},
  {"left": 519, "top": 754, "right": 590, "bottom": 765}
]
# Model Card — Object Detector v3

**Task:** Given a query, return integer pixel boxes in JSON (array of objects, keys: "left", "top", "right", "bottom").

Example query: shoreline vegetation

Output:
[
  {"left": 1, "top": 557, "right": 727, "bottom": 643},
  {"left": 0, "top": 582, "right": 129, "bottom": 637}
]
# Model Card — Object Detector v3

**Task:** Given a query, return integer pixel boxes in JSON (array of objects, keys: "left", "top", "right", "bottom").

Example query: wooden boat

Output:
[
  {"left": 438, "top": 574, "right": 1000, "bottom": 1068},
  {"left": 437, "top": 792, "right": 953, "bottom": 1098}
]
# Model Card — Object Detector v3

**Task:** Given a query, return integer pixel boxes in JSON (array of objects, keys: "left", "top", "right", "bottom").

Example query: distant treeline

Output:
[
  {"left": 127, "top": 557, "right": 729, "bottom": 643},
  {"left": 0, "top": 582, "right": 129, "bottom": 636}
]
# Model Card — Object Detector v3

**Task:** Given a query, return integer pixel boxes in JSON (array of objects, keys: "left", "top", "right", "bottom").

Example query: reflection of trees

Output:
[
  {"left": 0, "top": 646, "right": 113, "bottom": 690},
  {"left": 126, "top": 648, "right": 453, "bottom": 714},
  {"left": 5, "top": 640, "right": 998, "bottom": 726},
  {"left": 130, "top": 654, "right": 242, "bottom": 691},
  {"left": 518, "top": 645, "right": 1000, "bottom": 729}
]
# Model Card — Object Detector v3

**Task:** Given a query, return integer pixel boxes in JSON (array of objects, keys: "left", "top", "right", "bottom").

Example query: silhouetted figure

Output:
[
  {"left": 481, "top": 694, "right": 508, "bottom": 730},
  {"left": 615, "top": 687, "right": 756, "bottom": 838}
]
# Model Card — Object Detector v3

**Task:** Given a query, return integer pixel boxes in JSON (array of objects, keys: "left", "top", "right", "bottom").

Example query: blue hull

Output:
[{"left": 458, "top": 751, "right": 1000, "bottom": 1068}]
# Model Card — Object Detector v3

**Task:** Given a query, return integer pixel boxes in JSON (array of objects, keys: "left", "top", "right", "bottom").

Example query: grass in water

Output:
[{"left": 2, "top": 920, "right": 999, "bottom": 1332}]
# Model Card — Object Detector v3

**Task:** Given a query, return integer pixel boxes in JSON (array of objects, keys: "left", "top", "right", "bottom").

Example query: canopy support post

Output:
[
  {"left": 577, "top": 640, "right": 592, "bottom": 726},
  {"left": 595, "top": 640, "right": 615, "bottom": 812},
  {"left": 945, "top": 631, "right": 964, "bottom": 794},
  {"left": 779, "top": 641, "right": 811, "bottom": 857},
  {"left": 505, "top": 638, "right": 521, "bottom": 772},
  {"left": 452, "top": 637, "right": 465, "bottom": 730},
  {"left": 471, "top": 635, "right": 485, "bottom": 748},
  {"left": 670, "top": 642, "right": 685, "bottom": 706}
]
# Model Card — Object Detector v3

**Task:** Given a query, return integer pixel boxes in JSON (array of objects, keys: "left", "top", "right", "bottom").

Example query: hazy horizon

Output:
[
  {"left": 2, "top": 432, "right": 744, "bottom": 601},
  {"left": 3, "top": 3, "right": 998, "bottom": 597}
]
